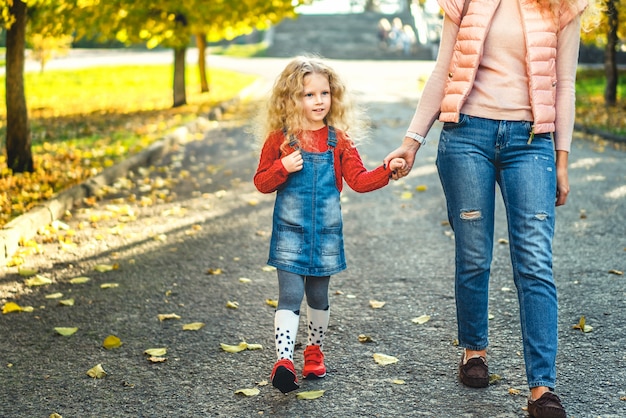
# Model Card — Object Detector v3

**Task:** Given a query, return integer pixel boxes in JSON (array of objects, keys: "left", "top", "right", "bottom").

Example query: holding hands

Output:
[
  {"left": 384, "top": 136, "right": 423, "bottom": 180},
  {"left": 387, "top": 157, "right": 408, "bottom": 180}
]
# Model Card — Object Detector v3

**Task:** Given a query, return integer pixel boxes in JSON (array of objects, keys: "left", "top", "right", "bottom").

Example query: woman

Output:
[{"left": 383, "top": 0, "right": 591, "bottom": 416}]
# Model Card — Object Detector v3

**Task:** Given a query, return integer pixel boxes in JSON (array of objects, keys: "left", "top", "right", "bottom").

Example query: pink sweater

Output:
[{"left": 408, "top": 0, "right": 583, "bottom": 151}]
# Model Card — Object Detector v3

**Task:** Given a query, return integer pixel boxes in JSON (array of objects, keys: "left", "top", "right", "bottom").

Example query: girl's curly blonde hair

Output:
[{"left": 256, "top": 56, "right": 368, "bottom": 153}]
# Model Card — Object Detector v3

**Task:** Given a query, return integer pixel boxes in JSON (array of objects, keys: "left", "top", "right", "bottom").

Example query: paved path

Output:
[{"left": 0, "top": 54, "right": 625, "bottom": 417}]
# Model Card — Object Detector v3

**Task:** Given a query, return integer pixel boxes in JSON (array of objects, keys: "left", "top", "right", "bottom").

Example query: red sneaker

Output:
[
  {"left": 270, "top": 359, "right": 299, "bottom": 394},
  {"left": 303, "top": 345, "right": 326, "bottom": 379}
]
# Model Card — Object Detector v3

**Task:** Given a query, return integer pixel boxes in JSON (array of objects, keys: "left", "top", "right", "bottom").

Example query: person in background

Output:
[
  {"left": 383, "top": 0, "right": 594, "bottom": 416},
  {"left": 254, "top": 56, "right": 406, "bottom": 394}
]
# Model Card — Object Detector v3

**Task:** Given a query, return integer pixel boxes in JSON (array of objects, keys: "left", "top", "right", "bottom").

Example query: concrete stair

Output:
[{"left": 265, "top": 12, "right": 436, "bottom": 60}]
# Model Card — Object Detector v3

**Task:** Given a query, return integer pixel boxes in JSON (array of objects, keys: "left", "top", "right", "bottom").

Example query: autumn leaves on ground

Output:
[{"left": 0, "top": 63, "right": 257, "bottom": 229}]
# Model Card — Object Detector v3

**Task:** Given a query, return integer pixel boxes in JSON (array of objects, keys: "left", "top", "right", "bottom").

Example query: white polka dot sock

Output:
[
  {"left": 306, "top": 306, "right": 329, "bottom": 348},
  {"left": 274, "top": 309, "right": 299, "bottom": 361}
]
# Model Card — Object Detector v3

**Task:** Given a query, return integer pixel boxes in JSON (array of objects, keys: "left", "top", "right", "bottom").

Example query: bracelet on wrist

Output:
[{"left": 405, "top": 131, "right": 426, "bottom": 146}]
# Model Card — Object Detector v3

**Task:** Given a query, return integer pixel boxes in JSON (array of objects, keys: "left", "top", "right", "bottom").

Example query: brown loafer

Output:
[
  {"left": 458, "top": 355, "right": 489, "bottom": 388},
  {"left": 527, "top": 391, "right": 566, "bottom": 418}
]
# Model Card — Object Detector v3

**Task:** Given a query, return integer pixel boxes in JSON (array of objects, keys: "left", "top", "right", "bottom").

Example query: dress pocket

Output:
[
  {"left": 275, "top": 224, "right": 304, "bottom": 254},
  {"left": 320, "top": 226, "right": 342, "bottom": 256}
]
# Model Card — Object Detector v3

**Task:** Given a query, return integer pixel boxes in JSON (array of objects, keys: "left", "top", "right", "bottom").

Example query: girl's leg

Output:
[
  {"left": 498, "top": 127, "right": 558, "bottom": 392},
  {"left": 303, "top": 275, "right": 330, "bottom": 379},
  {"left": 275, "top": 270, "right": 305, "bottom": 361},
  {"left": 271, "top": 270, "right": 305, "bottom": 393},
  {"left": 304, "top": 275, "right": 330, "bottom": 347}
]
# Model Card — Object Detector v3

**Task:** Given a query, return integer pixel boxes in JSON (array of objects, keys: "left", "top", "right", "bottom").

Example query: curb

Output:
[
  {"left": 0, "top": 78, "right": 269, "bottom": 267},
  {"left": 0, "top": 132, "right": 179, "bottom": 266}
]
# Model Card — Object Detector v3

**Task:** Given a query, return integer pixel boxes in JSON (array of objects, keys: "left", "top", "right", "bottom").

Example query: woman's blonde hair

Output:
[{"left": 256, "top": 56, "right": 368, "bottom": 152}]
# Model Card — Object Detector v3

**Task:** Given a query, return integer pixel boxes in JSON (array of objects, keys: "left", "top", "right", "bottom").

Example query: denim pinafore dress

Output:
[{"left": 267, "top": 126, "right": 346, "bottom": 276}]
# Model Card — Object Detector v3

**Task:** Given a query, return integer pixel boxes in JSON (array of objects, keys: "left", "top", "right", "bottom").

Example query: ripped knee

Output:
[{"left": 460, "top": 210, "right": 482, "bottom": 221}]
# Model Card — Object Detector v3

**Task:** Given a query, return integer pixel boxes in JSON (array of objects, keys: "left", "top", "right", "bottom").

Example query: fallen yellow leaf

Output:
[
  {"left": 369, "top": 300, "right": 386, "bottom": 309},
  {"left": 182, "top": 322, "right": 205, "bottom": 331},
  {"left": 508, "top": 388, "right": 522, "bottom": 395},
  {"left": 608, "top": 269, "right": 623, "bottom": 276},
  {"left": 235, "top": 388, "right": 260, "bottom": 396},
  {"left": 246, "top": 343, "right": 263, "bottom": 350},
  {"left": 411, "top": 315, "right": 431, "bottom": 324},
  {"left": 94, "top": 264, "right": 117, "bottom": 272},
  {"left": 55, "top": 327, "right": 78, "bottom": 336},
  {"left": 49, "top": 413, "right": 63, "bottom": 418},
  {"left": 400, "top": 191, "right": 413, "bottom": 200},
  {"left": 206, "top": 268, "right": 222, "bottom": 275},
  {"left": 86, "top": 364, "right": 107, "bottom": 378},
  {"left": 238, "top": 277, "right": 252, "bottom": 283},
  {"left": 296, "top": 390, "right": 325, "bottom": 400},
  {"left": 262, "top": 266, "right": 276, "bottom": 272},
  {"left": 45, "top": 293, "right": 64, "bottom": 299},
  {"left": 373, "top": 353, "right": 399, "bottom": 365},
  {"left": 415, "top": 185, "right": 428, "bottom": 192},
  {"left": 489, "top": 374, "right": 502, "bottom": 384},
  {"left": 25, "top": 275, "right": 52, "bottom": 287},
  {"left": 69, "top": 277, "right": 90, "bottom": 284},
  {"left": 100, "top": 283, "right": 119, "bottom": 289},
  {"left": 265, "top": 299, "right": 278, "bottom": 308},
  {"left": 103, "top": 335, "right": 122, "bottom": 349},
  {"left": 2, "top": 302, "right": 23, "bottom": 314},
  {"left": 144, "top": 348, "right": 167, "bottom": 356},
  {"left": 226, "top": 301, "right": 239, "bottom": 309},
  {"left": 18, "top": 267, "right": 38, "bottom": 277},
  {"left": 572, "top": 316, "right": 593, "bottom": 333},
  {"left": 392, "top": 379, "right": 406, "bottom": 385},
  {"left": 59, "top": 299, "right": 75, "bottom": 306},
  {"left": 220, "top": 342, "right": 248, "bottom": 353},
  {"left": 147, "top": 356, "right": 167, "bottom": 363},
  {"left": 358, "top": 334, "right": 374, "bottom": 343},
  {"left": 158, "top": 313, "right": 181, "bottom": 321}
]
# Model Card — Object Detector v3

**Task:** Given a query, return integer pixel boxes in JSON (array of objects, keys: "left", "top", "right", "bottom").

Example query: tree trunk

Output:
[
  {"left": 173, "top": 46, "right": 187, "bottom": 107},
  {"left": 196, "top": 33, "right": 209, "bottom": 93},
  {"left": 604, "top": 0, "right": 618, "bottom": 106},
  {"left": 5, "top": 0, "right": 34, "bottom": 173}
]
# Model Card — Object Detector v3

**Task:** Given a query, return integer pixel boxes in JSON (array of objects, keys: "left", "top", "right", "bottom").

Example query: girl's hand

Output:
[
  {"left": 383, "top": 136, "right": 421, "bottom": 178},
  {"left": 281, "top": 149, "right": 303, "bottom": 173},
  {"left": 388, "top": 157, "right": 408, "bottom": 180}
]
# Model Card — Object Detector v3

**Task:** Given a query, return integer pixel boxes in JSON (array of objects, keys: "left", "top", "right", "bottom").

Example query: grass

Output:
[
  {"left": 208, "top": 42, "right": 269, "bottom": 57},
  {"left": 575, "top": 67, "right": 626, "bottom": 136},
  {"left": 0, "top": 62, "right": 258, "bottom": 227}
]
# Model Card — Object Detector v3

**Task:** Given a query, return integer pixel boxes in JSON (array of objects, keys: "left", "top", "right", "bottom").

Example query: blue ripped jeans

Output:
[{"left": 436, "top": 114, "right": 558, "bottom": 389}]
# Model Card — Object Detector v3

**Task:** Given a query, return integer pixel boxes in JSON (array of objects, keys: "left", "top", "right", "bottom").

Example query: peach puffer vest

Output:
[{"left": 438, "top": 0, "right": 585, "bottom": 134}]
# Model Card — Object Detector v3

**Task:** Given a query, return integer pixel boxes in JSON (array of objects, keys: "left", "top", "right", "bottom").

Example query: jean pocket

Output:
[
  {"left": 275, "top": 224, "right": 304, "bottom": 254},
  {"left": 442, "top": 113, "right": 470, "bottom": 130},
  {"left": 320, "top": 227, "right": 342, "bottom": 256}
]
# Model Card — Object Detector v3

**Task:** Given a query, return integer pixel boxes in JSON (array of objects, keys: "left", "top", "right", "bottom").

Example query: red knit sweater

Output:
[{"left": 254, "top": 126, "right": 393, "bottom": 194}]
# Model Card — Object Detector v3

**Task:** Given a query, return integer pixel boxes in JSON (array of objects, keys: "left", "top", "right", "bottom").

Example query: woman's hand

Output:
[
  {"left": 281, "top": 149, "right": 303, "bottom": 173},
  {"left": 555, "top": 150, "right": 569, "bottom": 206},
  {"left": 383, "top": 137, "right": 422, "bottom": 179}
]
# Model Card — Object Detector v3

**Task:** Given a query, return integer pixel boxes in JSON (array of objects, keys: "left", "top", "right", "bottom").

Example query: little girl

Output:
[{"left": 254, "top": 56, "right": 406, "bottom": 394}]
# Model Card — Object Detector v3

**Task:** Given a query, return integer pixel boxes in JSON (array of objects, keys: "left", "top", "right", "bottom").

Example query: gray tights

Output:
[{"left": 277, "top": 269, "right": 330, "bottom": 313}]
